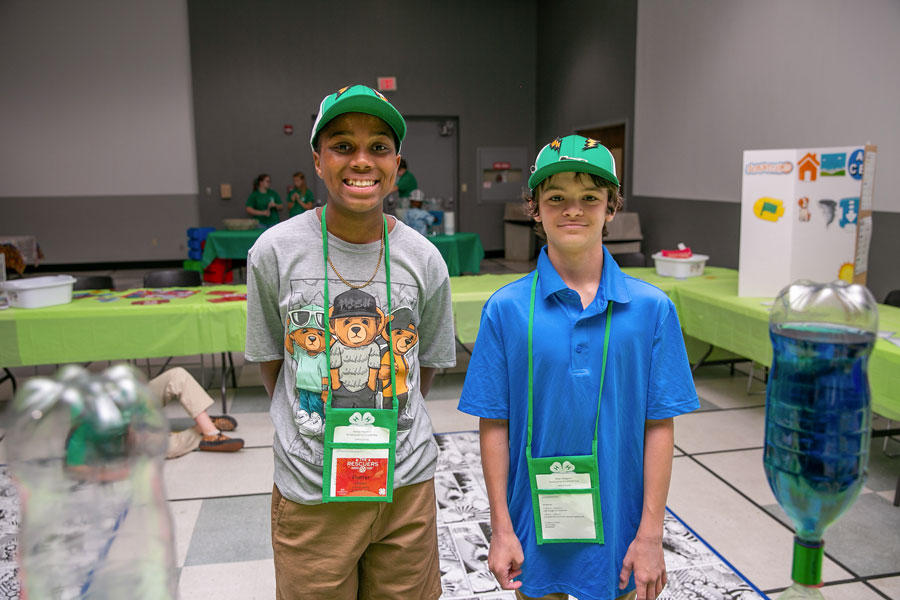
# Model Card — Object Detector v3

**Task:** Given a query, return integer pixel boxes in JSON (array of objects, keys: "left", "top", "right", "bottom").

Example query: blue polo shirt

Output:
[{"left": 458, "top": 246, "right": 698, "bottom": 600}]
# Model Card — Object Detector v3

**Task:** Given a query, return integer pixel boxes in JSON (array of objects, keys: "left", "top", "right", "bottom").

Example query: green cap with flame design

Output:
[{"left": 528, "top": 135, "right": 619, "bottom": 190}]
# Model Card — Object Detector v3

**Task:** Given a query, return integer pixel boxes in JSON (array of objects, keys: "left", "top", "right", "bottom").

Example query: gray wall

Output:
[
  {"left": 0, "top": 0, "right": 199, "bottom": 264},
  {"left": 536, "top": 0, "right": 897, "bottom": 300},
  {"left": 536, "top": 0, "right": 637, "bottom": 193},
  {"left": 634, "top": 0, "right": 900, "bottom": 209},
  {"left": 187, "top": 0, "right": 537, "bottom": 252}
]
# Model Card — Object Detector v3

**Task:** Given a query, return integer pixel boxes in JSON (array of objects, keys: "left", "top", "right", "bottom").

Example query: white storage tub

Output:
[
  {"left": 1, "top": 275, "right": 76, "bottom": 308},
  {"left": 651, "top": 253, "right": 709, "bottom": 279}
]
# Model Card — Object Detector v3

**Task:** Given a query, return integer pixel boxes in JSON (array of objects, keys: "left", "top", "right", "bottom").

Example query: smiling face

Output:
[
  {"left": 312, "top": 112, "right": 400, "bottom": 217},
  {"left": 534, "top": 171, "right": 614, "bottom": 255}
]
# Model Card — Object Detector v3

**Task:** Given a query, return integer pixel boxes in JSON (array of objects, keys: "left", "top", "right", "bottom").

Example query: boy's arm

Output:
[
  {"left": 619, "top": 417, "right": 674, "bottom": 600},
  {"left": 480, "top": 417, "right": 524, "bottom": 591},
  {"left": 419, "top": 366, "right": 436, "bottom": 397},
  {"left": 259, "top": 360, "right": 283, "bottom": 399}
]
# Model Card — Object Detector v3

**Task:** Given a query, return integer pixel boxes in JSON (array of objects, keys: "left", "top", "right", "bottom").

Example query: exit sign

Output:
[{"left": 377, "top": 77, "right": 397, "bottom": 92}]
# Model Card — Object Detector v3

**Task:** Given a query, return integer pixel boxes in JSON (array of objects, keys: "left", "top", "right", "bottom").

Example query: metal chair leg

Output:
[
  {"left": 219, "top": 353, "right": 228, "bottom": 414},
  {"left": 227, "top": 352, "right": 236, "bottom": 388}
]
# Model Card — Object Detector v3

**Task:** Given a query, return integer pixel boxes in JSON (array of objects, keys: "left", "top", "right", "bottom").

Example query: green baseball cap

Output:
[
  {"left": 310, "top": 84, "right": 406, "bottom": 151},
  {"left": 528, "top": 135, "right": 619, "bottom": 190}
]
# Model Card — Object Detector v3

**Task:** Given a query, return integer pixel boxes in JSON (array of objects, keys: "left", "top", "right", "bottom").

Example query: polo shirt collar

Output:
[{"left": 536, "top": 245, "right": 633, "bottom": 306}]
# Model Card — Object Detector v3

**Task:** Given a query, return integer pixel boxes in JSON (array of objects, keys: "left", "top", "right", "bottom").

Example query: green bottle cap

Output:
[{"left": 791, "top": 537, "right": 824, "bottom": 586}]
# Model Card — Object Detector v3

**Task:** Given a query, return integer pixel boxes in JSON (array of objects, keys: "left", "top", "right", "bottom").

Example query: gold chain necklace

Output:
[{"left": 326, "top": 225, "right": 385, "bottom": 289}]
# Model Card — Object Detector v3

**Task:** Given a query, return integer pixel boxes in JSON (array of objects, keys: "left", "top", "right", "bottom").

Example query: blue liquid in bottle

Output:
[{"left": 763, "top": 323, "right": 874, "bottom": 543}]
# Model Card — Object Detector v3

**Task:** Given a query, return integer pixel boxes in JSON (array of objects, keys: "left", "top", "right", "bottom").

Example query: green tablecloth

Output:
[
  {"left": 201, "top": 229, "right": 485, "bottom": 277},
  {"left": 201, "top": 230, "right": 264, "bottom": 268},
  {"left": 449, "top": 267, "right": 740, "bottom": 345},
  {"left": 448, "top": 267, "right": 900, "bottom": 420},
  {"left": 428, "top": 232, "right": 484, "bottom": 276},
  {"left": 672, "top": 276, "right": 900, "bottom": 421},
  {"left": 0, "top": 286, "right": 247, "bottom": 366}
]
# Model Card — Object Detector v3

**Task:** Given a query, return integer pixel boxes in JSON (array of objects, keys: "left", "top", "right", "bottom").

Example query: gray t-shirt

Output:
[{"left": 245, "top": 209, "right": 457, "bottom": 505}]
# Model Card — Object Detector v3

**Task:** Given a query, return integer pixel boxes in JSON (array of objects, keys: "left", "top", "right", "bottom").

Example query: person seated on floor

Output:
[
  {"left": 402, "top": 189, "right": 435, "bottom": 236},
  {"left": 148, "top": 367, "right": 244, "bottom": 458}
]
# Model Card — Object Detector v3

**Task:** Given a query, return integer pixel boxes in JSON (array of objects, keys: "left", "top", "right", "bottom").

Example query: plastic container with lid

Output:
[
  {"left": 0, "top": 274, "right": 76, "bottom": 308},
  {"left": 764, "top": 280, "right": 878, "bottom": 597}
]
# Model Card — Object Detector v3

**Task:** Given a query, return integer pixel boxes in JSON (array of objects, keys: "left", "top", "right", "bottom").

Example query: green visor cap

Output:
[
  {"left": 310, "top": 85, "right": 406, "bottom": 151},
  {"left": 528, "top": 135, "right": 619, "bottom": 190}
]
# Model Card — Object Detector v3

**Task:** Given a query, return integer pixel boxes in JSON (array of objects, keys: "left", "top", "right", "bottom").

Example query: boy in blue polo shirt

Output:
[{"left": 458, "top": 135, "right": 699, "bottom": 600}]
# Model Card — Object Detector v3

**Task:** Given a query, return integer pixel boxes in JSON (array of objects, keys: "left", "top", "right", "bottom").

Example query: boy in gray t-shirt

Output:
[{"left": 245, "top": 85, "right": 455, "bottom": 600}]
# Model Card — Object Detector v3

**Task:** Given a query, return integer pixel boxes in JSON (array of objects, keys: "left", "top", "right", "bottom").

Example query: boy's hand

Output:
[
  {"left": 619, "top": 534, "right": 667, "bottom": 600},
  {"left": 487, "top": 529, "right": 524, "bottom": 590}
]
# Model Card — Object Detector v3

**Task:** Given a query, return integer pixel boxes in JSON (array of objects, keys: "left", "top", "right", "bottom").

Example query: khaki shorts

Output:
[{"left": 271, "top": 479, "right": 441, "bottom": 600}]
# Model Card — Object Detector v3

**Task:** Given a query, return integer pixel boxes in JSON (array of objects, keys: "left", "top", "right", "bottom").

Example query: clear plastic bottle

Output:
[
  {"left": 6, "top": 364, "right": 177, "bottom": 599},
  {"left": 763, "top": 280, "right": 878, "bottom": 596}
]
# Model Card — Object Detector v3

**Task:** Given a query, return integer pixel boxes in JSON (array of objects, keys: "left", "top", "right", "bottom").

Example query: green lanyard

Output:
[
  {"left": 319, "top": 207, "right": 399, "bottom": 502},
  {"left": 525, "top": 270, "right": 612, "bottom": 544}
]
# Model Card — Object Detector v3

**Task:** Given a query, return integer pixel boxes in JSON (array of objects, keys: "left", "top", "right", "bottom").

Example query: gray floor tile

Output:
[
  {"left": 183, "top": 495, "right": 273, "bottom": 566},
  {"left": 428, "top": 372, "right": 466, "bottom": 401},
  {"left": 866, "top": 437, "right": 900, "bottom": 493},
  {"left": 227, "top": 387, "right": 273, "bottom": 414},
  {"left": 763, "top": 492, "right": 900, "bottom": 578}
]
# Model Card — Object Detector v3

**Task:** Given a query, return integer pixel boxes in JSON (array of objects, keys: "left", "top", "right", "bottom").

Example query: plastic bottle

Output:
[
  {"left": 763, "top": 280, "right": 878, "bottom": 597},
  {"left": 6, "top": 364, "right": 177, "bottom": 599}
]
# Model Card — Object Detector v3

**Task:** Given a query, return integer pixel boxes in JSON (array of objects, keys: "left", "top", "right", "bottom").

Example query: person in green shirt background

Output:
[
  {"left": 286, "top": 171, "right": 315, "bottom": 217},
  {"left": 393, "top": 158, "right": 418, "bottom": 201},
  {"left": 245, "top": 173, "right": 283, "bottom": 228}
]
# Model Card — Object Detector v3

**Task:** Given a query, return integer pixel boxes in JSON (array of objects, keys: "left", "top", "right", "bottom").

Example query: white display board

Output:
[{"left": 738, "top": 145, "right": 876, "bottom": 297}]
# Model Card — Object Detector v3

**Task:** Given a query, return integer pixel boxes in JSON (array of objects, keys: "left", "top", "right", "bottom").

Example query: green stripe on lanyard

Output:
[
  {"left": 319, "top": 208, "right": 397, "bottom": 409},
  {"left": 526, "top": 271, "right": 612, "bottom": 458}
]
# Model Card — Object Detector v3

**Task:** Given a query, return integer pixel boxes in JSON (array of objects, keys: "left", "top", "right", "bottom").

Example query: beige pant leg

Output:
[
  {"left": 147, "top": 367, "right": 214, "bottom": 419},
  {"left": 167, "top": 428, "right": 203, "bottom": 459}
]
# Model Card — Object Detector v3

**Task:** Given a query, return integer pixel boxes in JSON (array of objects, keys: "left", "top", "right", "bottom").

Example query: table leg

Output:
[
  {"left": 220, "top": 352, "right": 229, "bottom": 414},
  {"left": 0, "top": 368, "right": 15, "bottom": 395}
]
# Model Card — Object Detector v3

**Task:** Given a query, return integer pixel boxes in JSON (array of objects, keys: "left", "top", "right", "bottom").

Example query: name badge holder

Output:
[
  {"left": 319, "top": 209, "right": 399, "bottom": 503},
  {"left": 524, "top": 271, "right": 612, "bottom": 544}
]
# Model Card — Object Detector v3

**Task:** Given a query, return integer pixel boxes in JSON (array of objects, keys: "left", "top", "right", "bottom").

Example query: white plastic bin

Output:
[
  {"left": 651, "top": 253, "right": 709, "bottom": 279},
  {"left": 1, "top": 275, "right": 76, "bottom": 308}
]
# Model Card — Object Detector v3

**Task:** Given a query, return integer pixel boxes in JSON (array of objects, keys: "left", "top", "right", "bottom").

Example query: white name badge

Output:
[
  {"left": 332, "top": 424, "right": 391, "bottom": 444},
  {"left": 535, "top": 472, "right": 591, "bottom": 490},
  {"left": 537, "top": 493, "right": 597, "bottom": 540}
]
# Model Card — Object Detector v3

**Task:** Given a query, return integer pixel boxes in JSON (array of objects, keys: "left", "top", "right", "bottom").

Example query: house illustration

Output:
[{"left": 797, "top": 153, "right": 819, "bottom": 182}]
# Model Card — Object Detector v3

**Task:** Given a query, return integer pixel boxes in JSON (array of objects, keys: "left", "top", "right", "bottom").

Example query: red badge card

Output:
[
  {"left": 330, "top": 449, "right": 390, "bottom": 498},
  {"left": 131, "top": 299, "right": 170, "bottom": 305}
]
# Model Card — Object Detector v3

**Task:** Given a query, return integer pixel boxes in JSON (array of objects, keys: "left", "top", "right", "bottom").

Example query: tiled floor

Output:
[{"left": 2, "top": 260, "right": 899, "bottom": 599}]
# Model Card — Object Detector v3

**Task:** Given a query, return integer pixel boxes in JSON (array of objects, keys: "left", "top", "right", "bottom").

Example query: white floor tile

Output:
[
  {"left": 820, "top": 581, "right": 887, "bottom": 600},
  {"left": 870, "top": 575, "right": 900, "bottom": 599},
  {"left": 674, "top": 407, "right": 766, "bottom": 454},
  {"left": 426, "top": 398, "right": 479, "bottom": 433},
  {"left": 163, "top": 447, "right": 274, "bottom": 500},
  {"left": 169, "top": 499, "right": 203, "bottom": 567},
  {"left": 693, "top": 374, "right": 765, "bottom": 410},
  {"left": 178, "top": 559, "right": 275, "bottom": 600},
  {"left": 694, "top": 448, "right": 776, "bottom": 506},
  {"left": 667, "top": 456, "right": 851, "bottom": 590},
  {"left": 217, "top": 411, "right": 274, "bottom": 448}
]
